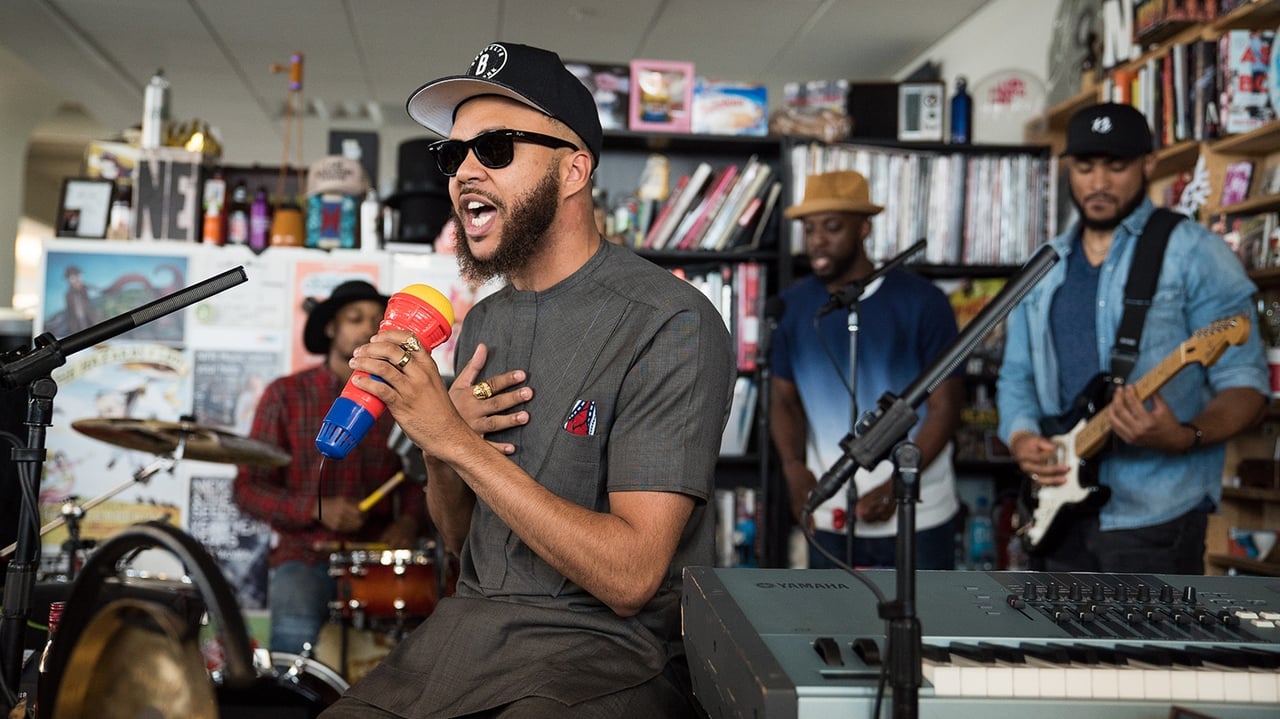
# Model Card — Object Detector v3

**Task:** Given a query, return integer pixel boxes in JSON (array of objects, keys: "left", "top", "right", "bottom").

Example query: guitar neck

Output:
[{"left": 1074, "top": 351, "right": 1188, "bottom": 458}]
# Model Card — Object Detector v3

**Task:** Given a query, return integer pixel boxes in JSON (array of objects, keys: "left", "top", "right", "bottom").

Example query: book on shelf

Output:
[
  {"left": 1218, "top": 29, "right": 1276, "bottom": 135},
  {"left": 733, "top": 261, "right": 764, "bottom": 372},
  {"left": 645, "top": 161, "right": 713, "bottom": 250},
  {"left": 700, "top": 156, "right": 767, "bottom": 251},
  {"left": 726, "top": 180, "right": 782, "bottom": 251},
  {"left": 708, "top": 161, "right": 774, "bottom": 251},
  {"left": 674, "top": 163, "right": 740, "bottom": 250},
  {"left": 1221, "top": 160, "right": 1254, "bottom": 207},
  {"left": 719, "top": 376, "right": 757, "bottom": 457}
]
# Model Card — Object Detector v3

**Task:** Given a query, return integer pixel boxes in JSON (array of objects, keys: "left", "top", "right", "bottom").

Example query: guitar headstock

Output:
[{"left": 1182, "top": 314, "right": 1251, "bottom": 368}]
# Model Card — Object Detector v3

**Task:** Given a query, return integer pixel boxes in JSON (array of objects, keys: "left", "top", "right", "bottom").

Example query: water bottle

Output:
[
  {"left": 142, "top": 69, "right": 170, "bottom": 149},
  {"left": 949, "top": 75, "right": 972, "bottom": 145},
  {"left": 968, "top": 496, "right": 995, "bottom": 570}
]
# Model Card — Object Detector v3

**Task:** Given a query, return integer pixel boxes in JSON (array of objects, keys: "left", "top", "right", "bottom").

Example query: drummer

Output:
[{"left": 233, "top": 280, "right": 424, "bottom": 655}]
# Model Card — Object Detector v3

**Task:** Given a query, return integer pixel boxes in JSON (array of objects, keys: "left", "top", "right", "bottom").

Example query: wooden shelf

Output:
[
  {"left": 1151, "top": 140, "right": 1201, "bottom": 178},
  {"left": 1206, "top": 553, "right": 1280, "bottom": 576},
  {"left": 1208, "top": 121, "right": 1280, "bottom": 155},
  {"left": 1247, "top": 266, "right": 1280, "bottom": 287},
  {"left": 1213, "top": 0, "right": 1280, "bottom": 32},
  {"left": 1218, "top": 192, "right": 1280, "bottom": 216},
  {"left": 1223, "top": 485, "right": 1280, "bottom": 503}
]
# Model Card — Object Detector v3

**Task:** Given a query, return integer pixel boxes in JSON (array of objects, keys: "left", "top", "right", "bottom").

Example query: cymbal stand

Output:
[
  {"left": 58, "top": 498, "right": 84, "bottom": 582},
  {"left": 0, "top": 454, "right": 177, "bottom": 560}
]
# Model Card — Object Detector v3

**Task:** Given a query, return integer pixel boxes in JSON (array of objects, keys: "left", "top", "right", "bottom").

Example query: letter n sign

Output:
[{"left": 133, "top": 148, "right": 203, "bottom": 241}]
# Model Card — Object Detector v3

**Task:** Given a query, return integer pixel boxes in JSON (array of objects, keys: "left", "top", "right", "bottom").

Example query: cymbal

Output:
[{"left": 72, "top": 418, "right": 290, "bottom": 468}]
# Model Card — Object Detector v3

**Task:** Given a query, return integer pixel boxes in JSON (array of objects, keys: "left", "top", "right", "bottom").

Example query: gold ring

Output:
[
  {"left": 472, "top": 381, "right": 493, "bottom": 400},
  {"left": 400, "top": 334, "right": 422, "bottom": 353},
  {"left": 395, "top": 351, "right": 412, "bottom": 369}
]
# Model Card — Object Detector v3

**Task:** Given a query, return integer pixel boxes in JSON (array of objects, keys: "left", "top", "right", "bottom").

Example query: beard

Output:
[
  {"left": 1071, "top": 178, "right": 1148, "bottom": 231},
  {"left": 453, "top": 164, "right": 560, "bottom": 284}
]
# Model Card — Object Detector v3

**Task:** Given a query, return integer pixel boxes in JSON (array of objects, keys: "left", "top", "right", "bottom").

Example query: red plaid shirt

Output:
[{"left": 232, "top": 363, "right": 423, "bottom": 567}]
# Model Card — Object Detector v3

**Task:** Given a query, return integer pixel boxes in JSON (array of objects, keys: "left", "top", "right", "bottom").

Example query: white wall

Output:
[{"left": 895, "top": 0, "right": 1060, "bottom": 144}]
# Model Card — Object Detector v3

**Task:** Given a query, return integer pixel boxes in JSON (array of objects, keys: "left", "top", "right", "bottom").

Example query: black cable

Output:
[{"left": 798, "top": 505, "right": 888, "bottom": 719}]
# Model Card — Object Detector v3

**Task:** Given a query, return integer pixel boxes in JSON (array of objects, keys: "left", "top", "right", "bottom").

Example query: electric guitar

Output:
[{"left": 1019, "top": 314, "right": 1252, "bottom": 554}]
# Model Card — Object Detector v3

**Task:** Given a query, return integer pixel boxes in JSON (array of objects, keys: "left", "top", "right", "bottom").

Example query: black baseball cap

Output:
[
  {"left": 406, "top": 42, "right": 603, "bottom": 168},
  {"left": 1063, "top": 102, "right": 1153, "bottom": 159}
]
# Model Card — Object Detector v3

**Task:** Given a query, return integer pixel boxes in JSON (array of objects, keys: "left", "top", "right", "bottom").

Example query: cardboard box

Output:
[
  {"left": 133, "top": 147, "right": 204, "bottom": 241},
  {"left": 693, "top": 79, "right": 768, "bottom": 136}
]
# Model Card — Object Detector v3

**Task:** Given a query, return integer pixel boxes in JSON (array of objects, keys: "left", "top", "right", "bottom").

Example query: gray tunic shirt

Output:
[{"left": 348, "top": 239, "right": 735, "bottom": 717}]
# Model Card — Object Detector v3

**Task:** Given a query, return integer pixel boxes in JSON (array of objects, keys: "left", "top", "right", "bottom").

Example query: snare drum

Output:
[
  {"left": 216, "top": 651, "right": 348, "bottom": 717},
  {"left": 329, "top": 548, "right": 440, "bottom": 621}
]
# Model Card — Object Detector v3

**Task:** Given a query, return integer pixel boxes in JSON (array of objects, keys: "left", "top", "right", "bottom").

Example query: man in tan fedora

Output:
[{"left": 769, "top": 169, "right": 964, "bottom": 570}]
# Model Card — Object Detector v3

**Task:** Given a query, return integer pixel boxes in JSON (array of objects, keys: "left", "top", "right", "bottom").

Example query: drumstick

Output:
[{"left": 358, "top": 471, "right": 405, "bottom": 513}]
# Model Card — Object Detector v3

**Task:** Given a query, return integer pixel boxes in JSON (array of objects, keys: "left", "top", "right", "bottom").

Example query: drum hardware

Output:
[
  {"left": 41, "top": 521, "right": 346, "bottom": 718},
  {"left": 1, "top": 454, "right": 176, "bottom": 561}
]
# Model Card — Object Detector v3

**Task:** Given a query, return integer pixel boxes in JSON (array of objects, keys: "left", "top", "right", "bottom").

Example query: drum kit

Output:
[{"left": 9, "top": 416, "right": 451, "bottom": 716}]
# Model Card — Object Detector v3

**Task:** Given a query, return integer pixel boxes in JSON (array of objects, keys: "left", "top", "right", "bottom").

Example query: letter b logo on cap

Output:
[
  {"left": 1091, "top": 117, "right": 1113, "bottom": 134},
  {"left": 470, "top": 44, "right": 508, "bottom": 79}
]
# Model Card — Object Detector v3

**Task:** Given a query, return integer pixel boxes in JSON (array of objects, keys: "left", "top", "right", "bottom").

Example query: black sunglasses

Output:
[{"left": 427, "top": 129, "right": 579, "bottom": 176}]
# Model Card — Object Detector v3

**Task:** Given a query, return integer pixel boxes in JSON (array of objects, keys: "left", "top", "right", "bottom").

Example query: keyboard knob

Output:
[
  {"left": 1182, "top": 585, "right": 1197, "bottom": 604},
  {"left": 1006, "top": 594, "right": 1025, "bottom": 609},
  {"left": 1024, "top": 582, "right": 1039, "bottom": 601},
  {"left": 1159, "top": 585, "right": 1174, "bottom": 603},
  {"left": 1137, "top": 584, "right": 1151, "bottom": 603},
  {"left": 1069, "top": 584, "right": 1083, "bottom": 601}
]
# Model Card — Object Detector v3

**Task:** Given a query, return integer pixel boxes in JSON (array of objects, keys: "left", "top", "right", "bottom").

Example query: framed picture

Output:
[
  {"left": 56, "top": 177, "right": 114, "bottom": 239},
  {"left": 629, "top": 59, "right": 694, "bottom": 133}
]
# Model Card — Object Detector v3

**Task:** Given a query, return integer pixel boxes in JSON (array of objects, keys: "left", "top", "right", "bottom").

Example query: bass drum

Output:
[{"left": 216, "top": 652, "right": 349, "bottom": 717}]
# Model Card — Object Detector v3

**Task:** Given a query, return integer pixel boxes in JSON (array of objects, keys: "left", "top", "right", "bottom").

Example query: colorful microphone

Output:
[{"left": 315, "top": 284, "right": 454, "bottom": 459}]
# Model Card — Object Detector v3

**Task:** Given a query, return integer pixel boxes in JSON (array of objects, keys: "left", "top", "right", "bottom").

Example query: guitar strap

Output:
[{"left": 1109, "top": 207, "right": 1184, "bottom": 383}]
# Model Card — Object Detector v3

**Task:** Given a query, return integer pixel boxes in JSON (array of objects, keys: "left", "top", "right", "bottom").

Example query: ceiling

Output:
[{"left": 1, "top": 0, "right": 993, "bottom": 167}]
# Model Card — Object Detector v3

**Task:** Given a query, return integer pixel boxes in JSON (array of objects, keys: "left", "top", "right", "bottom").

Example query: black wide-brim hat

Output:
[{"left": 302, "top": 280, "right": 389, "bottom": 355}]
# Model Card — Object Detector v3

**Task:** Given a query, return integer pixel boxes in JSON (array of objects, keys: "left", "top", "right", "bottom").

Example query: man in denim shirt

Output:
[{"left": 997, "top": 102, "right": 1269, "bottom": 574}]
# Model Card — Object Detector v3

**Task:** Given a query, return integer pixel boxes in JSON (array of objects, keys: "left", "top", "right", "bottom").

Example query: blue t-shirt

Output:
[{"left": 771, "top": 269, "right": 960, "bottom": 535}]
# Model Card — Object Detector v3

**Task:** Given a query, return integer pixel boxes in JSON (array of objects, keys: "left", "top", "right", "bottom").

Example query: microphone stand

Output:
[
  {"left": 819, "top": 239, "right": 926, "bottom": 565},
  {"left": 0, "top": 266, "right": 247, "bottom": 709},
  {"left": 805, "top": 244, "right": 1058, "bottom": 718}
]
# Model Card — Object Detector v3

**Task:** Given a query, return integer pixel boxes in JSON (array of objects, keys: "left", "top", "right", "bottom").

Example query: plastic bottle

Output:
[
  {"left": 949, "top": 75, "right": 972, "bottom": 145},
  {"left": 360, "top": 189, "right": 381, "bottom": 252},
  {"left": 202, "top": 170, "right": 227, "bottom": 245},
  {"left": 35, "top": 601, "right": 66, "bottom": 716},
  {"left": 142, "top": 69, "right": 170, "bottom": 149},
  {"left": 968, "top": 496, "right": 995, "bottom": 570},
  {"left": 248, "top": 186, "right": 271, "bottom": 252},
  {"left": 226, "top": 180, "right": 251, "bottom": 246},
  {"left": 106, "top": 183, "right": 133, "bottom": 240}
]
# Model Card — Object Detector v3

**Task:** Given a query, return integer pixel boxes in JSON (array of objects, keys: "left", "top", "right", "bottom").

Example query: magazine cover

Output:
[{"left": 1220, "top": 29, "right": 1276, "bottom": 134}]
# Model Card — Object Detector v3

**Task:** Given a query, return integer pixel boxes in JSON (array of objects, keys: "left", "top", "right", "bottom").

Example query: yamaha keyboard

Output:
[{"left": 682, "top": 567, "right": 1280, "bottom": 718}]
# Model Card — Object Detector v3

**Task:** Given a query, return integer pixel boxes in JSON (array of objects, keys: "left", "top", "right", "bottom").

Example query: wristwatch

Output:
[{"left": 1181, "top": 422, "right": 1203, "bottom": 453}]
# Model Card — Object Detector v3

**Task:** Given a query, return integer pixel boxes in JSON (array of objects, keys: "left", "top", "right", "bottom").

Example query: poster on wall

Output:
[
  {"left": 290, "top": 259, "right": 384, "bottom": 373},
  {"left": 41, "top": 246, "right": 189, "bottom": 342},
  {"left": 192, "top": 349, "right": 280, "bottom": 436},
  {"left": 40, "top": 341, "right": 194, "bottom": 553},
  {"left": 188, "top": 474, "right": 270, "bottom": 610}
]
